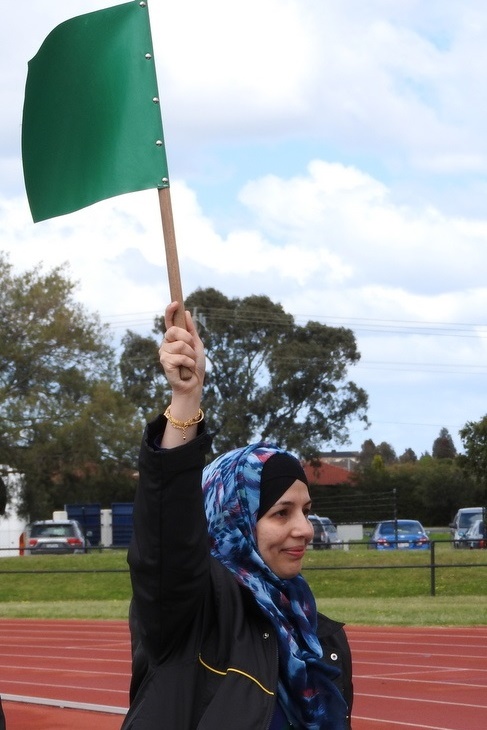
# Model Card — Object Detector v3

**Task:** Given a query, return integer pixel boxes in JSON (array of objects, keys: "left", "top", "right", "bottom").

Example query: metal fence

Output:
[
  {"left": 303, "top": 539, "right": 487, "bottom": 596},
  {"left": 1, "top": 539, "right": 486, "bottom": 597}
]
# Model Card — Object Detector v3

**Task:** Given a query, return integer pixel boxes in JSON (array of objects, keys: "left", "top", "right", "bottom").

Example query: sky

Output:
[{"left": 1, "top": 0, "right": 487, "bottom": 458}]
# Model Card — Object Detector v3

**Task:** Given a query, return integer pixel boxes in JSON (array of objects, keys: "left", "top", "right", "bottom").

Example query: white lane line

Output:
[
  {"left": 352, "top": 714, "right": 462, "bottom": 729},
  {"left": 1, "top": 693, "right": 128, "bottom": 715},
  {"left": 357, "top": 691, "right": 487, "bottom": 710},
  {"left": 0, "top": 679, "right": 127, "bottom": 695}
]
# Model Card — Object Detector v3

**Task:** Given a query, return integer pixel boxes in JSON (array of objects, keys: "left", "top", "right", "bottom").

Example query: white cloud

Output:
[
  {"left": 3, "top": 0, "right": 487, "bottom": 167},
  {"left": 152, "top": 0, "right": 312, "bottom": 118},
  {"left": 3, "top": 0, "right": 487, "bottom": 455},
  {"left": 238, "top": 160, "right": 487, "bottom": 297},
  {"left": 3, "top": 158, "right": 486, "bottom": 344}
]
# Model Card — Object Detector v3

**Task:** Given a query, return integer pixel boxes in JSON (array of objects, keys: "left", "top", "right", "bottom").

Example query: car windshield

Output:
[
  {"left": 459, "top": 512, "right": 482, "bottom": 528},
  {"left": 380, "top": 522, "right": 422, "bottom": 536},
  {"left": 30, "top": 524, "right": 74, "bottom": 538},
  {"left": 321, "top": 519, "right": 337, "bottom": 533},
  {"left": 309, "top": 518, "right": 323, "bottom": 534}
]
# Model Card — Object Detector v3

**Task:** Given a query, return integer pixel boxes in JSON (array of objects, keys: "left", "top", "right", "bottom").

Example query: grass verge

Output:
[
  {"left": 315, "top": 596, "right": 487, "bottom": 626},
  {"left": 0, "top": 542, "right": 485, "bottom": 625},
  {"left": 0, "top": 596, "right": 484, "bottom": 626},
  {"left": 0, "top": 600, "right": 130, "bottom": 620}
]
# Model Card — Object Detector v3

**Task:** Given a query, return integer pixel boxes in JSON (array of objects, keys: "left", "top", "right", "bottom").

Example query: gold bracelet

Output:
[{"left": 164, "top": 406, "right": 204, "bottom": 440}]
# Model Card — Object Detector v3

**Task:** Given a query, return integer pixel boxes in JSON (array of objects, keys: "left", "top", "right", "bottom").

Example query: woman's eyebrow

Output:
[{"left": 274, "top": 498, "right": 312, "bottom": 507}]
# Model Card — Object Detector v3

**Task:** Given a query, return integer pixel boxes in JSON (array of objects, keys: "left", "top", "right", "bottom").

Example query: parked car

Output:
[
  {"left": 369, "top": 519, "right": 430, "bottom": 550},
  {"left": 319, "top": 517, "right": 344, "bottom": 549},
  {"left": 464, "top": 519, "right": 486, "bottom": 549},
  {"left": 23, "top": 519, "right": 87, "bottom": 555},
  {"left": 450, "top": 507, "right": 484, "bottom": 548},
  {"left": 308, "top": 515, "right": 329, "bottom": 550}
]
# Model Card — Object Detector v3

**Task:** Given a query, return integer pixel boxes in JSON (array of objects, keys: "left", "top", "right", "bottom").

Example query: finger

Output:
[
  {"left": 164, "top": 301, "right": 179, "bottom": 332},
  {"left": 163, "top": 324, "right": 195, "bottom": 348},
  {"left": 160, "top": 336, "right": 195, "bottom": 358},
  {"left": 184, "top": 309, "right": 196, "bottom": 334},
  {"left": 161, "top": 352, "right": 197, "bottom": 375},
  {"left": 159, "top": 336, "right": 197, "bottom": 367}
]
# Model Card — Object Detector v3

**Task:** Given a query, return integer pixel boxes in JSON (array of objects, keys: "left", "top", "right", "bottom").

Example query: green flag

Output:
[{"left": 22, "top": 0, "right": 168, "bottom": 223}]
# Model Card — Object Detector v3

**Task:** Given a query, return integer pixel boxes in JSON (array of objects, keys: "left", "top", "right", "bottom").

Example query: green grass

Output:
[
  {"left": 315, "top": 596, "right": 487, "bottom": 626},
  {"left": 0, "top": 541, "right": 485, "bottom": 625},
  {"left": 0, "top": 600, "right": 130, "bottom": 619},
  {"left": 0, "top": 550, "right": 131, "bottom": 602},
  {"left": 303, "top": 540, "right": 487, "bottom": 597}
]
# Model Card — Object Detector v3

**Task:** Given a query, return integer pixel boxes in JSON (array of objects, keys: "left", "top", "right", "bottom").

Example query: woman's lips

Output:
[{"left": 283, "top": 546, "right": 306, "bottom": 558}]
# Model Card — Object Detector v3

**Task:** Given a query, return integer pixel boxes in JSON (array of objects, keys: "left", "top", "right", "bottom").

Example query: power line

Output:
[
  {"left": 99, "top": 308, "right": 487, "bottom": 337},
  {"left": 98, "top": 308, "right": 487, "bottom": 376}
]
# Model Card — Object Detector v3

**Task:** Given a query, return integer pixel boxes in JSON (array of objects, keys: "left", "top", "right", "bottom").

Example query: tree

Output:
[
  {"left": 371, "top": 454, "right": 385, "bottom": 471},
  {"left": 459, "top": 415, "right": 487, "bottom": 497},
  {"left": 376, "top": 441, "right": 397, "bottom": 465},
  {"left": 357, "top": 439, "right": 396, "bottom": 468},
  {"left": 398, "top": 448, "right": 417, "bottom": 463},
  {"left": 409, "top": 457, "right": 477, "bottom": 525},
  {"left": 358, "top": 439, "right": 377, "bottom": 468},
  {"left": 348, "top": 456, "right": 476, "bottom": 526},
  {"left": 432, "top": 427, "right": 457, "bottom": 459},
  {"left": 119, "top": 330, "right": 170, "bottom": 418},
  {"left": 18, "top": 381, "right": 143, "bottom": 517},
  {"left": 152, "top": 287, "right": 369, "bottom": 457},
  {"left": 0, "top": 254, "right": 142, "bottom": 518}
]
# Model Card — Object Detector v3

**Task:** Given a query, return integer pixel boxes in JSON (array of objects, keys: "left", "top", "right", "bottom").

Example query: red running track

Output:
[
  {"left": 348, "top": 624, "right": 487, "bottom": 729},
  {"left": 0, "top": 619, "right": 486, "bottom": 729},
  {"left": 0, "top": 619, "right": 129, "bottom": 729}
]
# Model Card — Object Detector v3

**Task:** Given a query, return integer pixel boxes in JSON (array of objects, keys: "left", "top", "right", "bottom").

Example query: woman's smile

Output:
[{"left": 282, "top": 545, "right": 306, "bottom": 558}]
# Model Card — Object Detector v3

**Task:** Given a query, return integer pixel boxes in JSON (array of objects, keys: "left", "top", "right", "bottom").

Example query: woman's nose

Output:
[{"left": 293, "top": 513, "right": 314, "bottom": 539}]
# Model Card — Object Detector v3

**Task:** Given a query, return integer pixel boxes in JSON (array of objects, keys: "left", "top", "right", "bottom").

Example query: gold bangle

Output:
[{"left": 164, "top": 406, "right": 204, "bottom": 440}]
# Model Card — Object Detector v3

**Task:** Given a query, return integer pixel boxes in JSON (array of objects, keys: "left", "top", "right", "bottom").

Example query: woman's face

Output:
[{"left": 255, "top": 480, "right": 314, "bottom": 579}]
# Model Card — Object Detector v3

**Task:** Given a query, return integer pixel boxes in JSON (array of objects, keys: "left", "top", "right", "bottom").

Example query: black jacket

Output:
[{"left": 122, "top": 417, "right": 353, "bottom": 729}]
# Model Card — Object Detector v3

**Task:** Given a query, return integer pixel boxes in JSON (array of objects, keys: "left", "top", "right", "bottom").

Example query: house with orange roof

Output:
[{"left": 303, "top": 459, "right": 355, "bottom": 487}]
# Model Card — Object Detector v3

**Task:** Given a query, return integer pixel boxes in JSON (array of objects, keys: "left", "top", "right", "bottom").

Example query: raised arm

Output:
[{"left": 128, "top": 302, "right": 211, "bottom": 661}]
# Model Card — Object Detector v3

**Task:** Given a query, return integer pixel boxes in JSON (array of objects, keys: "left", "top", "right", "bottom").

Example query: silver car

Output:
[
  {"left": 319, "top": 517, "right": 344, "bottom": 549},
  {"left": 308, "top": 515, "right": 329, "bottom": 550},
  {"left": 23, "top": 519, "right": 87, "bottom": 554}
]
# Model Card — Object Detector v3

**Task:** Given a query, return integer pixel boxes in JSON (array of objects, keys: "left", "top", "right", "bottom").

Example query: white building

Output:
[{"left": 0, "top": 468, "right": 27, "bottom": 557}]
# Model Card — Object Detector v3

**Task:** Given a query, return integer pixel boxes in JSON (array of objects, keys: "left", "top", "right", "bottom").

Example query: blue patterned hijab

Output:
[{"left": 202, "top": 442, "right": 348, "bottom": 730}]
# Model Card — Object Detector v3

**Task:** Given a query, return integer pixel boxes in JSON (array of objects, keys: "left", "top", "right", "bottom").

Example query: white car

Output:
[{"left": 450, "top": 507, "right": 484, "bottom": 548}]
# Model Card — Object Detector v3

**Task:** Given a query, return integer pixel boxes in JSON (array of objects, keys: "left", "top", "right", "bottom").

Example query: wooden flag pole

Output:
[{"left": 158, "top": 185, "right": 192, "bottom": 380}]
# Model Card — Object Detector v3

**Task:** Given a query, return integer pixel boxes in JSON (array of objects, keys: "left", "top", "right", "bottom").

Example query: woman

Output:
[
  {"left": 122, "top": 302, "right": 353, "bottom": 730},
  {"left": 0, "top": 696, "right": 5, "bottom": 730}
]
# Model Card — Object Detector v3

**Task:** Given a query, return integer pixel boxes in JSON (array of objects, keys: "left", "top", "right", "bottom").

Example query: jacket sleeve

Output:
[{"left": 127, "top": 414, "right": 213, "bottom": 662}]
